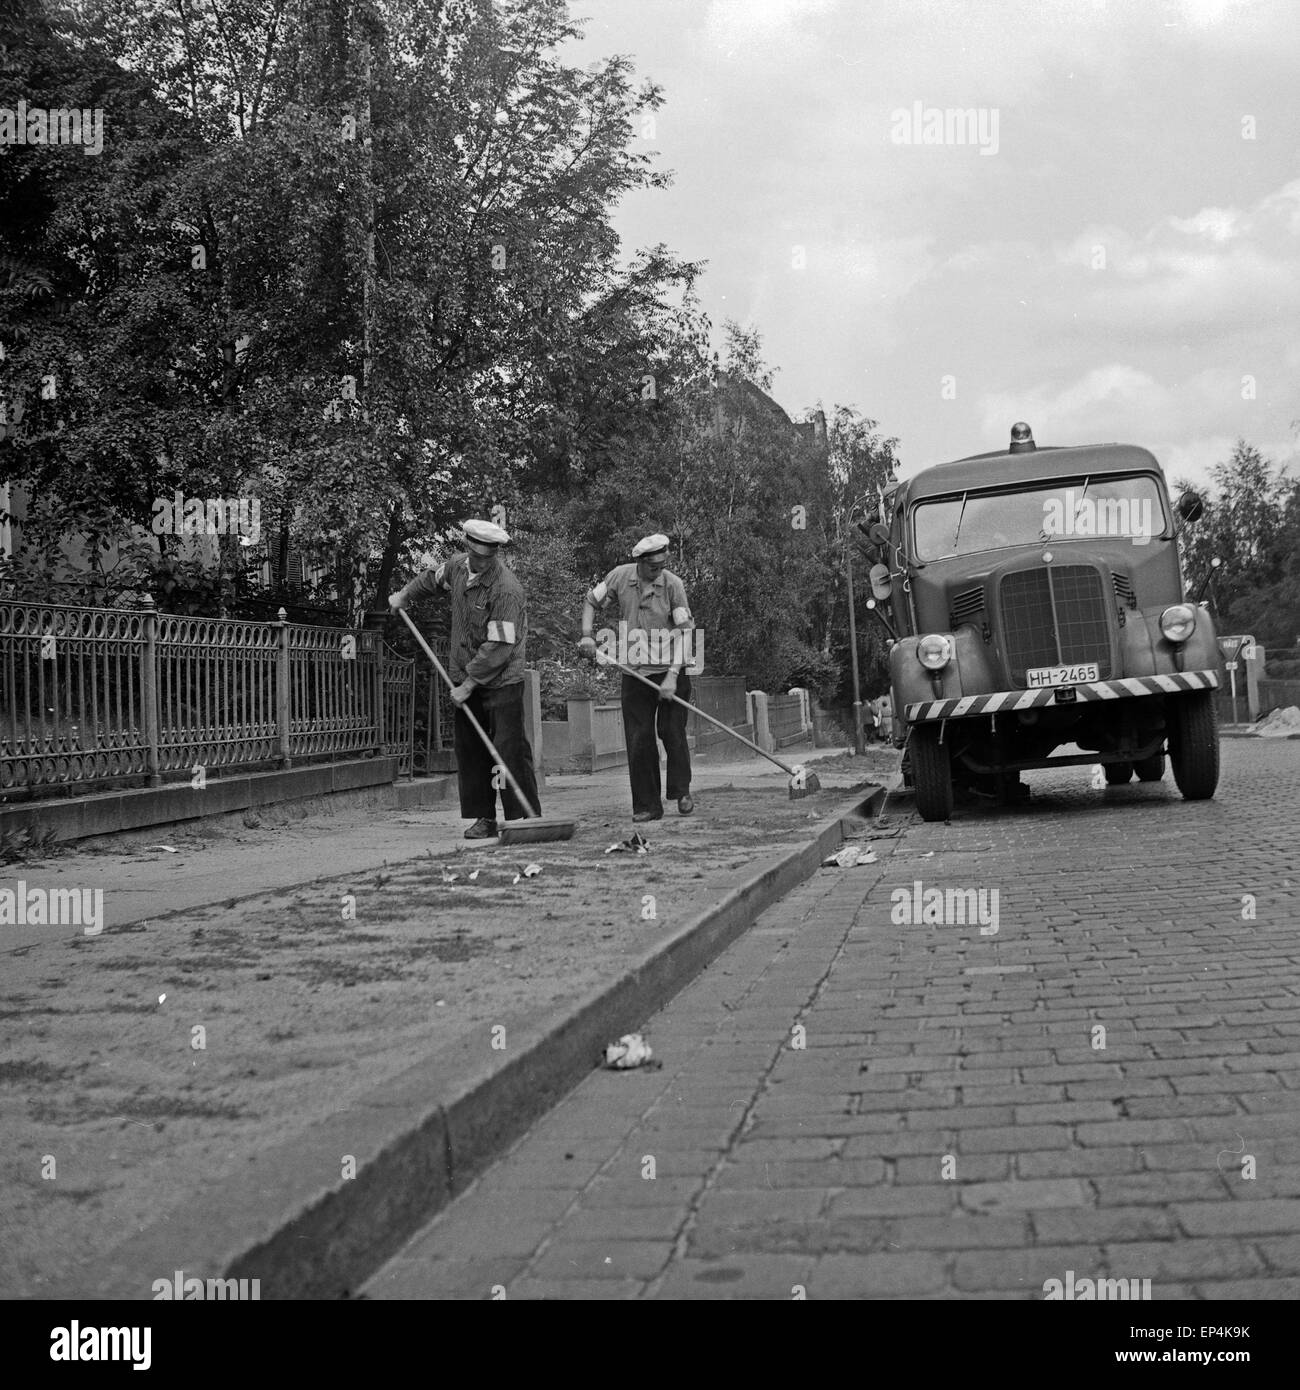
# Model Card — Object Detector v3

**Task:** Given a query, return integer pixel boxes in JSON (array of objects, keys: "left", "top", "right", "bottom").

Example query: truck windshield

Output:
[{"left": 912, "top": 475, "right": 1168, "bottom": 561}]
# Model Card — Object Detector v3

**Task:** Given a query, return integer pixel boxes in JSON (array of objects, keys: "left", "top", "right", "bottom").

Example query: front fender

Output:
[
  {"left": 890, "top": 628, "right": 995, "bottom": 718},
  {"left": 1121, "top": 605, "right": 1222, "bottom": 676}
]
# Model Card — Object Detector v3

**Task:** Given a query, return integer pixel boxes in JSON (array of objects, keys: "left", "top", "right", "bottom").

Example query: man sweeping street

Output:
[
  {"left": 390, "top": 519, "right": 541, "bottom": 840},
  {"left": 579, "top": 532, "right": 695, "bottom": 822}
]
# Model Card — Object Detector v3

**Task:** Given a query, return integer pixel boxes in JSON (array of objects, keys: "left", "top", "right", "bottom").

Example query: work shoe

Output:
[
  {"left": 677, "top": 795, "right": 694, "bottom": 815},
  {"left": 632, "top": 809, "right": 663, "bottom": 823},
  {"left": 463, "top": 818, "right": 499, "bottom": 839}
]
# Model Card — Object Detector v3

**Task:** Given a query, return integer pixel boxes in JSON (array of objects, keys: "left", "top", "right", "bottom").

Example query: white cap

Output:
[
  {"left": 462, "top": 518, "right": 511, "bottom": 546},
  {"left": 631, "top": 532, "right": 670, "bottom": 558}
]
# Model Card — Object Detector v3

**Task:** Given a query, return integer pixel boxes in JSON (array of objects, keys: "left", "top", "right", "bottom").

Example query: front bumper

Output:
[{"left": 904, "top": 669, "right": 1219, "bottom": 723}]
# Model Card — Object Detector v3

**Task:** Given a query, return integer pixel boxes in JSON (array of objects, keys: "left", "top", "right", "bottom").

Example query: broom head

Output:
[
  {"left": 498, "top": 818, "right": 577, "bottom": 846},
  {"left": 788, "top": 768, "right": 822, "bottom": 799}
]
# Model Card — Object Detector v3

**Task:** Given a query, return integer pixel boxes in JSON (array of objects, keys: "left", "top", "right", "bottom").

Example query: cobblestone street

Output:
[{"left": 364, "top": 739, "right": 1300, "bottom": 1299}]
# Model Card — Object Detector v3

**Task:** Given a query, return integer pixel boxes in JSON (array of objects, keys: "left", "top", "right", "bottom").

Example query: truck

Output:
[{"left": 867, "top": 423, "right": 1223, "bottom": 821}]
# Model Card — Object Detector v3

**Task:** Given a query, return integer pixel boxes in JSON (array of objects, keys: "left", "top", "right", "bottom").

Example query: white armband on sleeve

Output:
[
  {"left": 672, "top": 606, "right": 691, "bottom": 626},
  {"left": 588, "top": 581, "right": 608, "bottom": 605},
  {"left": 435, "top": 562, "right": 449, "bottom": 589},
  {"left": 485, "top": 620, "right": 517, "bottom": 643}
]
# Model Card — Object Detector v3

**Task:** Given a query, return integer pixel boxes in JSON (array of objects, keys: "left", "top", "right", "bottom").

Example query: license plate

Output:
[{"left": 1025, "top": 663, "right": 1099, "bottom": 688}]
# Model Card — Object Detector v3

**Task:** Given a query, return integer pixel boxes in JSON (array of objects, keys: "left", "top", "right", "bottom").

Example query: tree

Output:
[
  {"left": 2, "top": 0, "right": 695, "bottom": 622},
  {"left": 1176, "top": 439, "right": 1299, "bottom": 647}
]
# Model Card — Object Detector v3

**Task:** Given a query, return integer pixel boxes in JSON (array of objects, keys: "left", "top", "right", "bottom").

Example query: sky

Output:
[{"left": 567, "top": 0, "right": 1300, "bottom": 489}]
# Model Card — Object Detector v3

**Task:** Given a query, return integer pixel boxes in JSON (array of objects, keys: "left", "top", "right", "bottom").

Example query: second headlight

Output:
[
  {"left": 917, "top": 633, "right": 954, "bottom": 670},
  {"left": 1159, "top": 604, "right": 1196, "bottom": 643}
]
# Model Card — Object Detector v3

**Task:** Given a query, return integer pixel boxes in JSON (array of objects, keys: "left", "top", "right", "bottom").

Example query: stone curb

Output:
[{"left": 39, "top": 784, "right": 885, "bottom": 1301}]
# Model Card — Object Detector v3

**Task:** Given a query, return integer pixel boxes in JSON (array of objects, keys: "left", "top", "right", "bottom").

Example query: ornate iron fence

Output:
[
  {"left": 0, "top": 599, "right": 414, "bottom": 798},
  {"left": 412, "top": 659, "right": 456, "bottom": 775}
]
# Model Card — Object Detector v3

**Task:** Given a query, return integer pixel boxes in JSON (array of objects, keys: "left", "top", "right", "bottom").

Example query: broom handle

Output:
[
  {"left": 398, "top": 607, "right": 539, "bottom": 820},
  {"left": 605, "top": 657, "right": 804, "bottom": 779}
]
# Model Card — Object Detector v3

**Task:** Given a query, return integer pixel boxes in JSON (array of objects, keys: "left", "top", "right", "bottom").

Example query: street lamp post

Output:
[
  {"left": 845, "top": 534, "right": 864, "bottom": 754},
  {"left": 843, "top": 493, "right": 876, "bottom": 757}
]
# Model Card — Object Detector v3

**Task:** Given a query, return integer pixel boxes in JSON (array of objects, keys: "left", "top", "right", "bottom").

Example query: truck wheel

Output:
[
  {"left": 1135, "top": 752, "right": 1165, "bottom": 782},
  {"left": 1168, "top": 691, "right": 1219, "bottom": 799},
  {"left": 1104, "top": 761, "right": 1133, "bottom": 785},
  {"left": 910, "top": 724, "right": 953, "bottom": 821}
]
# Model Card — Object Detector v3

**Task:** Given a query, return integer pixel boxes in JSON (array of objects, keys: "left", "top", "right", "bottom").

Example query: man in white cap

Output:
[
  {"left": 578, "top": 533, "right": 695, "bottom": 821},
  {"left": 389, "top": 519, "right": 541, "bottom": 839}
]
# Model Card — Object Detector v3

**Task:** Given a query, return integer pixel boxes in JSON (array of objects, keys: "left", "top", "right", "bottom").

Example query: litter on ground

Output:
[
  {"left": 1256, "top": 705, "right": 1300, "bottom": 737},
  {"left": 605, "top": 833, "right": 650, "bottom": 855},
  {"left": 603, "top": 1033, "right": 657, "bottom": 1069},
  {"left": 821, "top": 844, "right": 878, "bottom": 868}
]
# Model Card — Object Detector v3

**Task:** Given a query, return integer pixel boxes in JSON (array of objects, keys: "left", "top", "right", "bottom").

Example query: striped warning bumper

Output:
[{"left": 905, "top": 669, "right": 1220, "bottom": 723}]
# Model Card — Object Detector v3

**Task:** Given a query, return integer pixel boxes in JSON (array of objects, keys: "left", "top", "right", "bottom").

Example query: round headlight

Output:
[
  {"left": 917, "top": 634, "right": 953, "bottom": 670},
  {"left": 1159, "top": 604, "right": 1196, "bottom": 643}
]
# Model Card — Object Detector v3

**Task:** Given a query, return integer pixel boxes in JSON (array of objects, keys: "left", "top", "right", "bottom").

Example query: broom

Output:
[
  {"left": 607, "top": 658, "right": 821, "bottom": 799},
  {"left": 398, "top": 608, "right": 575, "bottom": 845}
]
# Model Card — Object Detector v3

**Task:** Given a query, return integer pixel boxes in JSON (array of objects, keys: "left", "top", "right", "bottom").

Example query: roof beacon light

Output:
[{"left": 1009, "top": 421, "right": 1035, "bottom": 453}]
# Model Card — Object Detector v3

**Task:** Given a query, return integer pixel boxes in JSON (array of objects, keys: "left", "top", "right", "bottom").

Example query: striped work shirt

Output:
[{"left": 397, "top": 554, "right": 527, "bottom": 688}]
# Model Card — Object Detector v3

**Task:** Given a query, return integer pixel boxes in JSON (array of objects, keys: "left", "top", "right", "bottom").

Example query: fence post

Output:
[
  {"left": 276, "top": 607, "right": 291, "bottom": 769},
  {"left": 522, "top": 669, "right": 543, "bottom": 775},
  {"left": 1244, "top": 642, "right": 1264, "bottom": 721},
  {"left": 373, "top": 630, "right": 386, "bottom": 758},
  {"left": 141, "top": 595, "right": 161, "bottom": 787},
  {"left": 568, "top": 693, "right": 595, "bottom": 773},
  {"left": 750, "top": 690, "right": 774, "bottom": 752},
  {"left": 407, "top": 659, "right": 416, "bottom": 782}
]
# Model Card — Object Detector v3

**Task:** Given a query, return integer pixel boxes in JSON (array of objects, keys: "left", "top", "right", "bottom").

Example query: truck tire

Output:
[
  {"left": 1135, "top": 751, "right": 1165, "bottom": 782},
  {"left": 1168, "top": 691, "right": 1219, "bottom": 799},
  {"left": 1104, "top": 761, "right": 1133, "bottom": 785},
  {"left": 910, "top": 724, "right": 953, "bottom": 821}
]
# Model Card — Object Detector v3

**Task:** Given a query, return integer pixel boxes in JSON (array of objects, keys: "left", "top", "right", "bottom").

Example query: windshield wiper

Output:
[
  {"left": 950, "top": 492, "right": 968, "bottom": 553},
  {"left": 1039, "top": 475, "right": 1090, "bottom": 543}
]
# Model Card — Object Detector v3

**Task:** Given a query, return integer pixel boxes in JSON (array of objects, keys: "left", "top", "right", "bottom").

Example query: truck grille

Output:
[{"left": 1000, "top": 565, "right": 1112, "bottom": 682}]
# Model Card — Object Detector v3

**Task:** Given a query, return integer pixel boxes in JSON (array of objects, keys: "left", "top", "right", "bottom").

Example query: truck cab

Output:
[{"left": 874, "top": 424, "right": 1223, "bottom": 820}]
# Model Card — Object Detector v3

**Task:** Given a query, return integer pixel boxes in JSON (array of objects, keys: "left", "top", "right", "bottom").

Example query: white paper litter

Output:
[
  {"left": 821, "top": 844, "right": 878, "bottom": 868},
  {"left": 1257, "top": 705, "right": 1300, "bottom": 737},
  {"left": 603, "top": 1033, "right": 654, "bottom": 1069}
]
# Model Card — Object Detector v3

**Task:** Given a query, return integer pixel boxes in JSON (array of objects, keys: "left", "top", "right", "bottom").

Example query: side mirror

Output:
[
  {"left": 868, "top": 563, "right": 893, "bottom": 601},
  {"left": 867, "top": 522, "right": 890, "bottom": 547},
  {"left": 1176, "top": 490, "right": 1205, "bottom": 524}
]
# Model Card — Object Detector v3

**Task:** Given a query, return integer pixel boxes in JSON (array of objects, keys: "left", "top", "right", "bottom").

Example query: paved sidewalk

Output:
[{"left": 1, "top": 741, "right": 880, "bottom": 955}]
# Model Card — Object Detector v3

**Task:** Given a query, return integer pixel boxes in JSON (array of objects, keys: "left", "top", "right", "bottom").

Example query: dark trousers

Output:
[
  {"left": 621, "top": 670, "right": 692, "bottom": 815},
  {"left": 453, "top": 682, "right": 541, "bottom": 821}
]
